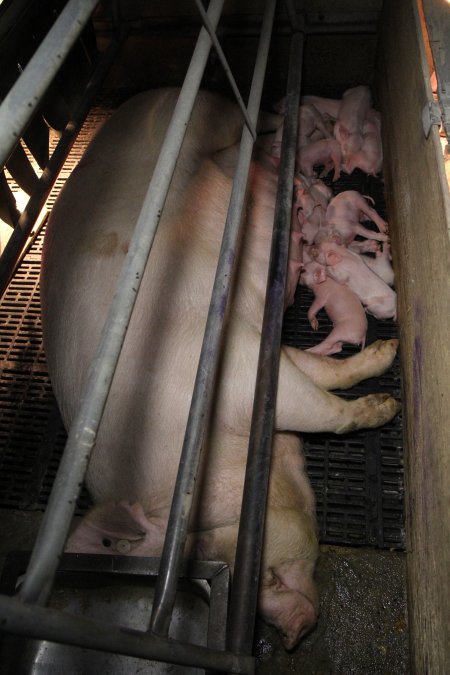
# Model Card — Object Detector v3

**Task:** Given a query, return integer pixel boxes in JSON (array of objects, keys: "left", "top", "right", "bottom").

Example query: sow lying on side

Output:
[{"left": 40, "top": 89, "right": 400, "bottom": 650}]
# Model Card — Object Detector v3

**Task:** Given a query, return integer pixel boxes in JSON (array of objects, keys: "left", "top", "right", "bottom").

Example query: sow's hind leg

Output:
[
  {"left": 275, "top": 342, "right": 400, "bottom": 435},
  {"left": 282, "top": 338, "right": 398, "bottom": 392}
]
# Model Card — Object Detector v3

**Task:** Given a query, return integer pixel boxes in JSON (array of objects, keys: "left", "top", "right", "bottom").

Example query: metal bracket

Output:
[
  {"left": 422, "top": 0, "right": 450, "bottom": 141},
  {"left": 422, "top": 99, "right": 442, "bottom": 137}
]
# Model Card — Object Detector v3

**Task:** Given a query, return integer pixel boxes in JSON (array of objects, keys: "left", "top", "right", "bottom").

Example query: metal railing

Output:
[{"left": 0, "top": 0, "right": 305, "bottom": 671}]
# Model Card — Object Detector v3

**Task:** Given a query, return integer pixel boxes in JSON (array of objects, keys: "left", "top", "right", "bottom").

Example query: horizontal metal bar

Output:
[
  {"left": 193, "top": 0, "right": 257, "bottom": 139},
  {"left": 18, "top": 0, "right": 225, "bottom": 607},
  {"left": 0, "top": 0, "right": 100, "bottom": 169},
  {"left": 0, "top": 595, "right": 254, "bottom": 675},
  {"left": 94, "top": 14, "right": 378, "bottom": 36},
  {"left": 149, "top": 0, "right": 277, "bottom": 638},
  {"left": 226, "top": 28, "right": 304, "bottom": 656},
  {"left": 0, "top": 33, "right": 122, "bottom": 299},
  {"left": 1, "top": 552, "right": 229, "bottom": 586}
]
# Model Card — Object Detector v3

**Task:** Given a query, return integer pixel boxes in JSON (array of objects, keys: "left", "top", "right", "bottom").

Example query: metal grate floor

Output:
[{"left": 0, "top": 106, "right": 404, "bottom": 548}]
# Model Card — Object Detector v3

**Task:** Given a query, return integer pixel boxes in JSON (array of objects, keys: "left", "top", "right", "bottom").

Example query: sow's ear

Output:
[
  {"left": 65, "top": 500, "right": 165, "bottom": 555},
  {"left": 259, "top": 561, "right": 319, "bottom": 650}
]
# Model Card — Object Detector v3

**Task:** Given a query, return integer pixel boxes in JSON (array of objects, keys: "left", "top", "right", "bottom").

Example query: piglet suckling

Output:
[
  {"left": 323, "top": 190, "right": 388, "bottom": 245},
  {"left": 312, "top": 238, "right": 397, "bottom": 320},
  {"left": 300, "top": 261, "right": 367, "bottom": 355},
  {"left": 334, "top": 85, "right": 372, "bottom": 161}
]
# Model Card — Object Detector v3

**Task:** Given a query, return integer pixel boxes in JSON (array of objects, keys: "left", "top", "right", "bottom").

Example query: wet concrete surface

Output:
[{"left": 0, "top": 512, "right": 409, "bottom": 674}]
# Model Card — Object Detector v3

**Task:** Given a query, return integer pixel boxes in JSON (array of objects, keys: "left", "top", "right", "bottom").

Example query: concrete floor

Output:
[{"left": 0, "top": 510, "right": 409, "bottom": 674}]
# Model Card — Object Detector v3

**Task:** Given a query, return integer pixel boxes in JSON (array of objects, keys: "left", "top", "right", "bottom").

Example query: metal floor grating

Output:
[{"left": 0, "top": 105, "right": 404, "bottom": 548}]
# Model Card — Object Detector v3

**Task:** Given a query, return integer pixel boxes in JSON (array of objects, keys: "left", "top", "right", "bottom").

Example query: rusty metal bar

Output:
[
  {"left": 149, "top": 0, "right": 277, "bottom": 638},
  {"left": 18, "top": 0, "right": 226, "bottom": 608},
  {"left": 193, "top": 0, "right": 257, "bottom": 139},
  {"left": 226, "top": 24, "right": 304, "bottom": 656},
  {"left": 0, "top": 594, "right": 254, "bottom": 675},
  {"left": 0, "top": 0, "right": 100, "bottom": 169}
]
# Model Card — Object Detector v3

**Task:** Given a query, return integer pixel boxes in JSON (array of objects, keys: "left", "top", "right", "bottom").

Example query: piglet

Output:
[
  {"left": 293, "top": 174, "right": 330, "bottom": 244},
  {"left": 298, "top": 103, "right": 332, "bottom": 146},
  {"left": 303, "top": 174, "right": 333, "bottom": 207},
  {"left": 300, "top": 95, "right": 341, "bottom": 120},
  {"left": 312, "top": 238, "right": 397, "bottom": 320},
  {"left": 298, "top": 138, "right": 342, "bottom": 182},
  {"left": 272, "top": 104, "right": 331, "bottom": 157},
  {"left": 300, "top": 260, "right": 368, "bottom": 355},
  {"left": 359, "top": 242, "right": 395, "bottom": 286},
  {"left": 334, "top": 85, "right": 372, "bottom": 161},
  {"left": 343, "top": 109, "right": 383, "bottom": 176},
  {"left": 323, "top": 190, "right": 388, "bottom": 245}
]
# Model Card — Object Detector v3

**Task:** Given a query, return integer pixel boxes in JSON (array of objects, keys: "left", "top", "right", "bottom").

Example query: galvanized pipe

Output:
[
  {"left": 193, "top": 0, "right": 257, "bottom": 139},
  {"left": 0, "top": 34, "right": 123, "bottom": 299},
  {"left": 0, "top": 595, "right": 254, "bottom": 675},
  {"left": 226, "top": 28, "right": 304, "bottom": 656},
  {"left": 0, "top": 0, "right": 100, "bottom": 170},
  {"left": 149, "top": 0, "right": 277, "bottom": 638},
  {"left": 18, "top": 0, "right": 226, "bottom": 606}
]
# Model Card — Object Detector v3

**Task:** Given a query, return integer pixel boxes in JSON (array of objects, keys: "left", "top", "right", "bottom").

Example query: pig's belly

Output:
[{"left": 42, "top": 223, "right": 262, "bottom": 518}]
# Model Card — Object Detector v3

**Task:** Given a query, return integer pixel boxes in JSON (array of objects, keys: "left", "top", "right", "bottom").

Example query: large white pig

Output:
[{"left": 40, "top": 88, "right": 400, "bottom": 650}]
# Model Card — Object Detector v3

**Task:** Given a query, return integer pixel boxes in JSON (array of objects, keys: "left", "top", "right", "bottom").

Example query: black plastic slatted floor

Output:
[
  {"left": 0, "top": 107, "right": 405, "bottom": 549},
  {"left": 283, "top": 168, "right": 404, "bottom": 549}
]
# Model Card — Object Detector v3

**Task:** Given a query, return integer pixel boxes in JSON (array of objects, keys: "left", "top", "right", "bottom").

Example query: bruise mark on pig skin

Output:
[{"left": 83, "top": 231, "right": 119, "bottom": 258}]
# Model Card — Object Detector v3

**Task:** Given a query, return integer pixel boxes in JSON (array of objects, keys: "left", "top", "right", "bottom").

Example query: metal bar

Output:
[
  {"left": 193, "top": 0, "right": 257, "bottom": 139},
  {"left": 0, "top": 35, "right": 123, "bottom": 300},
  {"left": 18, "top": 0, "right": 226, "bottom": 607},
  {"left": 149, "top": 0, "right": 277, "bottom": 638},
  {"left": 226, "top": 28, "right": 304, "bottom": 656},
  {"left": 207, "top": 565, "right": 230, "bottom": 651},
  {"left": 0, "top": 595, "right": 254, "bottom": 675},
  {"left": 0, "top": 0, "right": 100, "bottom": 169},
  {"left": 423, "top": 0, "right": 450, "bottom": 143}
]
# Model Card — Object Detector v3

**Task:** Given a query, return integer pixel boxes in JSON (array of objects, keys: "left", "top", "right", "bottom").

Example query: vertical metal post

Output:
[
  {"left": 18, "top": 0, "right": 226, "bottom": 607},
  {"left": 226, "top": 27, "right": 304, "bottom": 656},
  {"left": 149, "top": 0, "right": 278, "bottom": 638}
]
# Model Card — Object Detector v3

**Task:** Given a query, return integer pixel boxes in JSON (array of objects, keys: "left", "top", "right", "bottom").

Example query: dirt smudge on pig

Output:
[{"left": 83, "top": 231, "right": 119, "bottom": 258}]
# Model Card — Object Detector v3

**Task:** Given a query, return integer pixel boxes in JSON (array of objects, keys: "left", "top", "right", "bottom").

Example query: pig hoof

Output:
[
  {"left": 336, "top": 393, "right": 401, "bottom": 434},
  {"left": 353, "top": 338, "right": 398, "bottom": 381}
]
